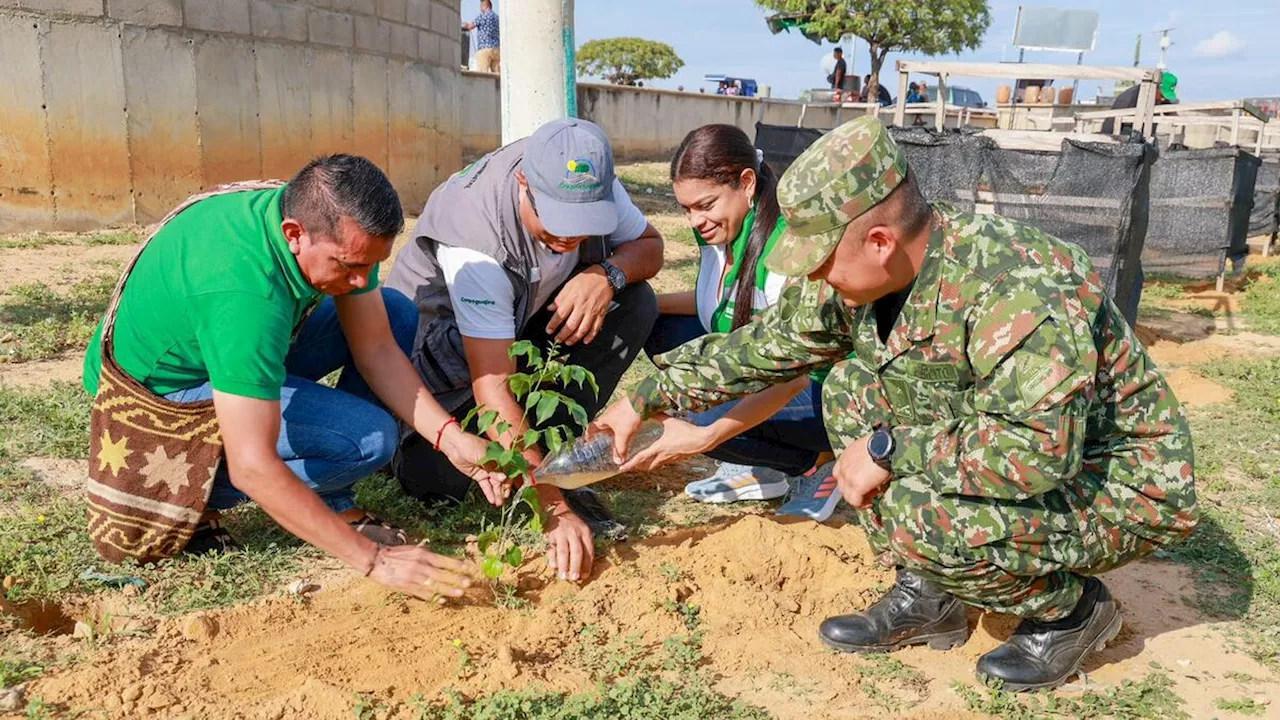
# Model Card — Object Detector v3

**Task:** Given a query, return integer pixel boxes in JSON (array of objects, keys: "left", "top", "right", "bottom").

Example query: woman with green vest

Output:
[{"left": 637, "top": 124, "right": 839, "bottom": 521}]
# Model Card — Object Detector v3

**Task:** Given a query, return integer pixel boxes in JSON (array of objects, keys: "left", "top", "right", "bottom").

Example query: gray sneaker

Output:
[{"left": 776, "top": 461, "right": 840, "bottom": 522}]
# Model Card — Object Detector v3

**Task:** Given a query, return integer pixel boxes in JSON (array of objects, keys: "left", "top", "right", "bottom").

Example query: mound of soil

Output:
[{"left": 29, "top": 512, "right": 1280, "bottom": 719}]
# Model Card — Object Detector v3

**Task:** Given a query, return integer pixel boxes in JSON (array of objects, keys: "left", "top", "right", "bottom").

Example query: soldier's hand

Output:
[
  {"left": 591, "top": 400, "right": 644, "bottom": 465},
  {"left": 619, "top": 414, "right": 707, "bottom": 472},
  {"left": 834, "top": 435, "right": 892, "bottom": 508}
]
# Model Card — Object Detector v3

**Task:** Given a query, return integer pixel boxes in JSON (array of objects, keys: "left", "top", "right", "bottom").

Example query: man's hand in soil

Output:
[
  {"left": 538, "top": 486, "right": 595, "bottom": 582},
  {"left": 438, "top": 421, "right": 510, "bottom": 506},
  {"left": 545, "top": 268, "right": 613, "bottom": 346},
  {"left": 833, "top": 434, "right": 892, "bottom": 508},
  {"left": 367, "top": 545, "right": 474, "bottom": 603}
]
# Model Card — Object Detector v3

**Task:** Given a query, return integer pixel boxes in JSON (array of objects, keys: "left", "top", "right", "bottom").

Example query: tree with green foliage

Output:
[
  {"left": 758, "top": 0, "right": 991, "bottom": 104},
  {"left": 576, "top": 37, "right": 685, "bottom": 87}
]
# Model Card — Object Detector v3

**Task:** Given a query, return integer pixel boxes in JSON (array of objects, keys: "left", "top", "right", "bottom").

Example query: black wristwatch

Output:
[
  {"left": 867, "top": 426, "right": 896, "bottom": 473},
  {"left": 599, "top": 260, "right": 627, "bottom": 291}
]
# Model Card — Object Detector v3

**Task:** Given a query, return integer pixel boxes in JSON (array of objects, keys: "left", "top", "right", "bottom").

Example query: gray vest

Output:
[{"left": 385, "top": 139, "right": 611, "bottom": 411}]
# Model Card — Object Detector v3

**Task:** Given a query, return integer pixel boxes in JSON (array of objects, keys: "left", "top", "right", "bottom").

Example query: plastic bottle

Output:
[{"left": 532, "top": 420, "right": 666, "bottom": 490}]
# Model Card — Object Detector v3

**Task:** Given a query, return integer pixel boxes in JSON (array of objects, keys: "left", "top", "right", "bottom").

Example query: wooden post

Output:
[
  {"left": 935, "top": 73, "right": 947, "bottom": 131},
  {"left": 1135, "top": 77, "right": 1157, "bottom": 139},
  {"left": 894, "top": 61, "right": 908, "bottom": 127},
  {"left": 1230, "top": 108, "right": 1241, "bottom": 146},
  {"left": 797, "top": 104, "right": 808, "bottom": 128}
]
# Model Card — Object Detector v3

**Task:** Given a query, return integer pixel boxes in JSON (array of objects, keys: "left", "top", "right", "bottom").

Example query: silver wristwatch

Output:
[{"left": 599, "top": 260, "right": 627, "bottom": 291}]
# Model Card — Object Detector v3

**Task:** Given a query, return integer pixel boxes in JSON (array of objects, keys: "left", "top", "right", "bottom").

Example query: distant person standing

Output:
[
  {"left": 464, "top": 0, "right": 500, "bottom": 73},
  {"left": 828, "top": 47, "right": 847, "bottom": 101}
]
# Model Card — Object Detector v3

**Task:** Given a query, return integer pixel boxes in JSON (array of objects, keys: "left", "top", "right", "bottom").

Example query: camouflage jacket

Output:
[{"left": 635, "top": 204, "right": 1196, "bottom": 522}]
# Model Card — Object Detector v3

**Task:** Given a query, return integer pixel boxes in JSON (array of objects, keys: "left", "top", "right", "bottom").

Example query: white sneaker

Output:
[{"left": 685, "top": 463, "right": 789, "bottom": 504}]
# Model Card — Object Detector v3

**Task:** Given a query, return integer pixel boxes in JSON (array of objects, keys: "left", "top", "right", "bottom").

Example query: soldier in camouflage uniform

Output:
[{"left": 595, "top": 116, "right": 1197, "bottom": 690}]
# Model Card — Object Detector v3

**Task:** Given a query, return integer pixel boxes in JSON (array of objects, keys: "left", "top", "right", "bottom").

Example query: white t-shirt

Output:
[
  {"left": 438, "top": 179, "right": 649, "bottom": 339},
  {"left": 694, "top": 243, "right": 787, "bottom": 333}
]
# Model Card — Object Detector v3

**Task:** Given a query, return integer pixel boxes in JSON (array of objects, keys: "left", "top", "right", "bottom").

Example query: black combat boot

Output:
[
  {"left": 819, "top": 568, "right": 969, "bottom": 653},
  {"left": 975, "top": 576, "right": 1122, "bottom": 691}
]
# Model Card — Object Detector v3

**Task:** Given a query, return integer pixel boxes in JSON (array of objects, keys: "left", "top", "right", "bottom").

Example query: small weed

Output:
[
  {"left": 449, "top": 639, "right": 474, "bottom": 678},
  {"left": 662, "top": 598, "right": 702, "bottom": 632},
  {"left": 353, "top": 693, "right": 388, "bottom": 720},
  {"left": 573, "top": 625, "right": 646, "bottom": 681},
  {"left": 1224, "top": 670, "right": 1259, "bottom": 683},
  {"left": 0, "top": 658, "right": 42, "bottom": 689},
  {"left": 23, "top": 697, "right": 54, "bottom": 720},
  {"left": 953, "top": 673, "right": 1188, "bottom": 719},
  {"left": 1216, "top": 696, "right": 1267, "bottom": 716},
  {"left": 657, "top": 562, "right": 685, "bottom": 583}
]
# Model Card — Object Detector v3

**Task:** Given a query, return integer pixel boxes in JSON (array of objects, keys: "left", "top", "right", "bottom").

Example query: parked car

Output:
[{"left": 941, "top": 85, "right": 987, "bottom": 108}]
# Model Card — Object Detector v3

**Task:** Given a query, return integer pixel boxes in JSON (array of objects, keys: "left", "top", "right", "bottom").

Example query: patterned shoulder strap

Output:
[{"left": 101, "top": 180, "right": 285, "bottom": 347}]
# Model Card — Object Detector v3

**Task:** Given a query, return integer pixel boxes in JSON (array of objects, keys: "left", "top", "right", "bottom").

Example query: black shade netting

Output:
[{"left": 1147, "top": 147, "right": 1261, "bottom": 277}]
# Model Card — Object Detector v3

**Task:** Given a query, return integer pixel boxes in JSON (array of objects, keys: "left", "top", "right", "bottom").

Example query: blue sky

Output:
[{"left": 463, "top": 1, "right": 1278, "bottom": 105}]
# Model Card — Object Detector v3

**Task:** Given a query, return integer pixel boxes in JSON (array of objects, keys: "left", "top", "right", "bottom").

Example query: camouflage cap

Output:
[{"left": 766, "top": 116, "right": 908, "bottom": 277}]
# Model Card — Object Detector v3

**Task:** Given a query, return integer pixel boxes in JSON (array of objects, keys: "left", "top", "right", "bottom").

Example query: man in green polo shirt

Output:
[{"left": 83, "top": 155, "right": 505, "bottom": 601}]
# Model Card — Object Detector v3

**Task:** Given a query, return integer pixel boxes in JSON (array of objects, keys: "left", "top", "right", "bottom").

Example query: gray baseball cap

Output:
[{"left": 522, "top": 118, "right": 618, "bottom": 237}]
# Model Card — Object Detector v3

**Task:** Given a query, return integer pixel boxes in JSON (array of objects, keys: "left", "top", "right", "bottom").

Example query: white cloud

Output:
[{"left": 1193, "top": 30, "right": 1246, "bottom": 59}]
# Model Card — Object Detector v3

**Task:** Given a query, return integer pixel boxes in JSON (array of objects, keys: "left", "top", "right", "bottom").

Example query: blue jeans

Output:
[
  {"left": 165, "top": 288, "right": 418, "bottom": 514},
  {"left": 645, "top": 314, "right": 831, "bottom": 476}
]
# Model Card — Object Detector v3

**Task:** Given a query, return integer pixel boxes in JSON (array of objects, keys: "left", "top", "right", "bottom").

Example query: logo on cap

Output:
[{"left": 560, "top": 159, "right": 601, "bottom": 191}]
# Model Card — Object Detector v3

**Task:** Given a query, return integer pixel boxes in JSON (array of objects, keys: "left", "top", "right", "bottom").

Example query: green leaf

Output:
[
  {"left": 524, "top": 390, "right": 543, "bottom": 413},
  {"left": 500, "top": 448, "right": 517, "bottom": 467},
  {"left": 545, "top": 426, "right": 564, "bottom": 456},
  {"left": 481, "top": 443, "right": 506, "bottom": 466},
  {"left": 535, "top": 393, "right": 560, "bottom": 426},
  {"left": 509, "top": 340, "right": 541, "bottom": 368},
  {"left": 496, "top": 421, "right": 511, "bottom": 436},
  {"left": 581, "top": 369, "right": 600, "bottom": 398},
  {"left": 504, "top": 546, "right": 524, "bottom": 567},
  {"left": 528, "top": 510, "right": 544, "bottom": 534},
  {"left": 567, "top": 401, "right": 589, "bottom": 431},
  {"left": 476, "top": 409, "right": 499, "bottom": 435},
  {"left": 518, "top": 485, "right": 540, "bottom": 510},
  {"left": 506, "top": 373, "right": 533, "bottom": 399},
  {"left": 476, "top": 529, "right": 500, "bottom": 554},
  {"left": 481, "top": 555, "right": 505, "bottom": 579},
  {"left": 522, "top": 429, "right": 541, "bottom": 449},
  {"left": 461, "top": 406, "right": 481, "bottom": 432}
]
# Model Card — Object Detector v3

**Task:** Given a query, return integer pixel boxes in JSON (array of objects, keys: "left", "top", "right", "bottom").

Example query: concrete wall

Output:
[
  {"left": 458, "top": 73, "right": 998, "bottom": 162},
  {"left": 0, "top": 0, "right": 463, "bottom": 231}
]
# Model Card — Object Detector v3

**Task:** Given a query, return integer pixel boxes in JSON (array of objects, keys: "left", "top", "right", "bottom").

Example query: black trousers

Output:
[{"left": 395, "top": 282, "right": 659, "bottom": 503}]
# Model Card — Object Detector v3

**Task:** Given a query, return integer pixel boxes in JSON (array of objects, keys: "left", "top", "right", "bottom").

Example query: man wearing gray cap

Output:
[{"left": 386, "top": 118, "right": 664, "bottom": 583}]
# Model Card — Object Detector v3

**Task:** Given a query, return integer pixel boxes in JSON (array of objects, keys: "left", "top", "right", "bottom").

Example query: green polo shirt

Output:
[{"left": 82, "top": 186, "right": 379, "bottom": 401}]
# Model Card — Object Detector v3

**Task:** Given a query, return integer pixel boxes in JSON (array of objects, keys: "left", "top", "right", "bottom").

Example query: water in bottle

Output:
[{"left": 532, "top": 420, "right": 666, "bottom": 490}]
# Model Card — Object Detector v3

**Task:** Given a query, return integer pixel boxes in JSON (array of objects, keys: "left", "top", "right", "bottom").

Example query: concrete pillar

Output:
[{"left": 499, "top": 0, "right": 575, "bottom": 144}]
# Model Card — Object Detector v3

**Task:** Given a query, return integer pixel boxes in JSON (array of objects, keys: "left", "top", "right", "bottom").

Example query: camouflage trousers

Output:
[{"left": 823, "top": 359, "right": 1197, "bottom": 621}]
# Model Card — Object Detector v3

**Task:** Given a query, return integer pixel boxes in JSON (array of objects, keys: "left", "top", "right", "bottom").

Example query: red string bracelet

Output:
[{"left": 434, "top": 417, "right": 460, "bottom": 450}]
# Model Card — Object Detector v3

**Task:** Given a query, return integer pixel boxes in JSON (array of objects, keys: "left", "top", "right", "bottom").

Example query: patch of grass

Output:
[
  {"left": 0, "top": 230, "right": 139, "bottom": 250},
  {"left": 1242, "top": 260, "right": 1280, "bottom": 335},
  {"left": 0, "top": 657, "right": 42, "bottom": 689},
  {"left": 414, "top": 622, "right": 770, "bottom": 720},
  {"left": 857, "top": 655, "right": 929, "bottom": 713},
  {"left": 1141, "top": 282, "right": 1188, "bottom": 300},
  {"left": 0, "top": 382, "right": 93, "bottom": 461},
  {"left": 1216, "top": 696, "right": 1267, "bottom": 716},
  {"left": 953, "top": 673, "right": 1187, "bottom": 720},
  {"left": 1165, "top": 356, "right": 1280, "bottom": 666},
  {"left": 0, "top": 274, "right": 114, "bottom": 362}
]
